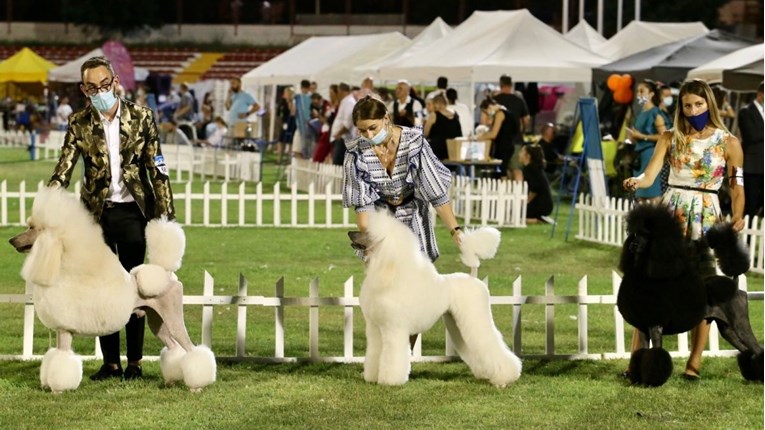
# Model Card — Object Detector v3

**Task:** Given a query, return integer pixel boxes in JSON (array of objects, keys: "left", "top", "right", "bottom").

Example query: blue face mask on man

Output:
[{"left": 90, "top": 90, "right": 118, "bottom": 112}]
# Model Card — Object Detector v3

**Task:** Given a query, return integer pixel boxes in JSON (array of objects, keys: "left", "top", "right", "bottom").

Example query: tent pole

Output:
[
  {"left": 468, "top": 77, "right": 475, "bottom": 135},
  {"left": 617, "top": 0, "right": 623, "bottom": 31},
  {"left": 635, "top": 0, "right": 641, "bottom": 21},
  {"left": 269, "top": 83, "right": 277, "bottom": 142},
  {"left": 597, "top": 0, "right": 603, "bottom": 35},
  {"left": 562, "top": 0, "right": 569, "bottom": 33},
  {"left": 578, "top": 0, "right": 585, "bottom": 23}
]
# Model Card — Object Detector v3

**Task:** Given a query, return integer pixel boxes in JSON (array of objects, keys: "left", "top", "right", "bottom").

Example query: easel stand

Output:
[{"left": 550, "top": 97, "right": 609, "bottom": 240}]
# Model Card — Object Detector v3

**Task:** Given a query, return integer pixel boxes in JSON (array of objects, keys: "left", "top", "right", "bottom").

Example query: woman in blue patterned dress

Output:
[
  {"left": 343, "top": 96, "right": 462, "bottom": 262},
  {"left": 624, "top": 79, "right": 745, "bottom": 380}
]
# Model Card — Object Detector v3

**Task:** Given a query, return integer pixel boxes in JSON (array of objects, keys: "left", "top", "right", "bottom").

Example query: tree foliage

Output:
[
  {"left": 641, "top": 0, "right": 727, "bottom": 30},
  {"left": 61, "top": 0, "right": 163, "bottom": 38}
]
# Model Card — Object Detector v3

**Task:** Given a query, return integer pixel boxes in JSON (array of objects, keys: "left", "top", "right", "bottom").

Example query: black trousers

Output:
[
  {"left": 98, "top": 201, "right": 147, "bottom": 365},
  {"left": 332, "top": 138, "right": 346, "bottom": 166},
  {"left": 744, "top": 172, "right": 764, "bottom": 218}
]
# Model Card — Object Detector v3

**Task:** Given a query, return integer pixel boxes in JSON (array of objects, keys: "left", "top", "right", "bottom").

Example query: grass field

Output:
[{"left": 0, "top": 146, "right": 763, "bottom": 429}]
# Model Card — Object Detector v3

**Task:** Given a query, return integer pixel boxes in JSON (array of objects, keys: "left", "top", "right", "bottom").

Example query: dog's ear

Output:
[{"left": 21, "top": 230, "right": 62, "bottom": 286}]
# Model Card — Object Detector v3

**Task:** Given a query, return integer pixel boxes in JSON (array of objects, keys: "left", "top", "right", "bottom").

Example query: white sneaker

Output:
[{"left": 540, "top": 215, "right": 556, "bottom": 225}]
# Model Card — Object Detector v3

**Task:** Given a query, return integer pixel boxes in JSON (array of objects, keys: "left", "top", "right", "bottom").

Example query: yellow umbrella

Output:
[{"left": 0, "top": 47, "right": 57, "bottom": 83}]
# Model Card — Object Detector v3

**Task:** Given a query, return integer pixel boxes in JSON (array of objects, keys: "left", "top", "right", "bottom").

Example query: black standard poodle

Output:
[{"left": 617, "top": 203, "right": 763, "bottom": 387}]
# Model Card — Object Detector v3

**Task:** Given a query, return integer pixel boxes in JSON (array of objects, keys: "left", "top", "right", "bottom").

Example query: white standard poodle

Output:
[
  {"left": 348, "top": 210, "right": 522, "bottom": 387},
  {"left": 9, "top": 187, "right": 216, "bottom": 393}
]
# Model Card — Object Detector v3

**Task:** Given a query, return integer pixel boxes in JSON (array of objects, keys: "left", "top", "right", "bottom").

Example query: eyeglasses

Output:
[{"left": 81, "top": 77, "right": 115, "bottom": 97}]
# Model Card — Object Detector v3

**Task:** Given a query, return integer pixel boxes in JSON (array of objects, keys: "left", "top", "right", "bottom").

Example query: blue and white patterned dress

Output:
[{"left": 343, "top": 126, "right": 453, "bottom": 261}]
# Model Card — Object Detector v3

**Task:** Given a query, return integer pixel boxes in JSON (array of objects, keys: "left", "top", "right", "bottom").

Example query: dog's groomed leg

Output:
[
  {"left": 376, "top": 328, "right": 411, "bottom": 385},
  {"left": 447, "top": 282, "right": 522, "bottom": 387},
  {"left": 41, "top": 330, "right": 82, "bottom": 393},
  {"left": 363, "top": 320, "right": 382, "bottom": 383}
]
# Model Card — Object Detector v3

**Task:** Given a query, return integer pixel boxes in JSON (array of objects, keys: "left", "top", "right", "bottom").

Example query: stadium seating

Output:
[{"left": 0, "top": 45, "right": 283, "bottom": 80}]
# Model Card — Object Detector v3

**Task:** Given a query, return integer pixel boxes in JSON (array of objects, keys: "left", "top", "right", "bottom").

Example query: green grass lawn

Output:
[{"left": 0, "top": 147, "right": 763, "bottom": 429}]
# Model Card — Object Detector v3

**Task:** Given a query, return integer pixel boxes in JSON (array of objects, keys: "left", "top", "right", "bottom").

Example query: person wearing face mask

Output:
[
  {"left": 343, "top": 95, "right": 462, "bottom": 260},
  {"left": 48, "top": 56, "right": 175, "bottom": 382},
  {"left": 626, "top": 79, "right": 670, "bottom": 204},
  {"left": 343, "top": 95, "right": 462, "bottom": 348},
  {"left": 658, "top": 84, "right": 675, "bottom": 122},
  {"left": 623, "top": 79, "right": 745, "bottom": 381}
]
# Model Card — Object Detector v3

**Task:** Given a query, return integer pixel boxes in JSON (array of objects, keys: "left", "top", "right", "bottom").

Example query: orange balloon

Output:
[
  {"left": 620, "top": 74, "right": 633, "bottom": 90},
  {"left": 607, "top": 74, "right": 621, "bottom": 91},
  {"left": 614, "top": 88, "right": 634, "bottom": 104}
]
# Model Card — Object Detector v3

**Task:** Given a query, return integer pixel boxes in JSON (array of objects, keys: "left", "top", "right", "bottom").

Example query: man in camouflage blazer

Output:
[
  {"left": 48, "top": 56, "right": 175, "bottom": 382},
  {"left": 49, "top": 87, "right": 174, "bottom": 221}
]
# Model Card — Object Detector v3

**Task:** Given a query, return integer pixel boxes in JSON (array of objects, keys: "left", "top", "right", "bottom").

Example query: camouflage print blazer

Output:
[{"left": 49, "top": 98, "right": 175, "bottom": 222}]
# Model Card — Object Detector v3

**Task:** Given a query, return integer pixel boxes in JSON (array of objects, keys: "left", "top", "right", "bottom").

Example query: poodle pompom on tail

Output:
[
  {"left": 459, "top": 227, "right": 501, "bottom": 268},
  {"left": 145, "top": 217, "right": 186, "bottom": 272},
  {"left": 705, "top": 222, "right": 750, "bottom": 277}
]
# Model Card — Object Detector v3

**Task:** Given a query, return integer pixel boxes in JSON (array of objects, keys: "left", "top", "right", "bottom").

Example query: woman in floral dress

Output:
[{"left": 624, "top": 79, "right": 745, "bottom": 380}]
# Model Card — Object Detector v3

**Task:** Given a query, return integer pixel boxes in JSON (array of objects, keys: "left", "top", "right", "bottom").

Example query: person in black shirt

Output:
[
  {"left": 424, "top": 94, "right": 462, "bottom": 160},
  {"left": 535, "top": 122, "right": 563, "bottom": 175},
  {"left": 493, "top": 75, "right": 531, "bottom": 181},
  {"left": 392, "top": 80, "right": 424, "bottom": 127},
  {"left": 477, "top": 97, "right": 515, "bottom": 179},
  {"left": 519, "top": 144, "right": 553, "bottom": 224}
]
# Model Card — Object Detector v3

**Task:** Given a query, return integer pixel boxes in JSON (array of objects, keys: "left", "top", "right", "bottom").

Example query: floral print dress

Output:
[{"left": 661, "top": 128, "right": 727, "bottom": 241}]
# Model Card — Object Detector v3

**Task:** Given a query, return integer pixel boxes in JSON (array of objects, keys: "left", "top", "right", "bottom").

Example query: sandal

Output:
[{"left": 682, "top": 365, "right": 701, "bottom": 380}]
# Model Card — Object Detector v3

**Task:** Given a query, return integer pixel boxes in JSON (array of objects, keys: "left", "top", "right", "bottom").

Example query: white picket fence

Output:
[
  {"left": 451, "top": 176, "right": 528, "bottom": 227},
  {"left": 0, "top": 131, "right": 265, "bottom": 182},
  {"left": 0, "top": 129, "right": 68, "bottom": 161},
  {"left": 576, "top": 193, "right": 765, "bottom": 274},
  {"left": 0, "top": 179, "right": 353, "bottom": 228},
  {"left": 0, "top": 174, "right": 529, "bottom": 228},
  {"left": 288, "top": 159, "right": 529, "bottom": 227},
  {"left": 0, "top": 272, "right": 760, "bottom": 362},
  {"left": 289, "top": 158, "right": 344, "bottom": 195},
  {"left": 163, "top": 143, "right": 264, "bottom": 183}
]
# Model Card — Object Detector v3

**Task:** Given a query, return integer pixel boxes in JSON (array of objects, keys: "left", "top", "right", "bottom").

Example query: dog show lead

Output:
[{"left": 623, "top": 79, "right": 745, "bottom": 381}]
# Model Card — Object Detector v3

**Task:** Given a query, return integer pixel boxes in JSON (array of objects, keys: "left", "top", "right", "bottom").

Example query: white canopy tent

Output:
[
  {"left": 240, "top": 32, "right": 410, "bottom": 140},
  {"left": 354, "top": 17, "right": 452, "bottom": 82},
  {"left": 687, "top": 43, "right": 764, "bottom": 91},
  {"left": 564, "top": 20, "right": 606, "bottom": 52},
  {"left": 48, "top": 47, "right": 149, "bottom": 83},
  {"left": 597, "top": 21, "right": 709, "bottom": 61},
  {"left": 241, "top": 32, "right": 410, "bottom": 88},
  {"left": 379, "top": 9, "right": 609, "bottom": 84}
]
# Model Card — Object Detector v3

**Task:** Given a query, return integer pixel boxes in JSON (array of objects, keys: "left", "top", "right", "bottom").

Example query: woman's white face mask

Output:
[{"left": 369, "top": 120, "right": 388, "bottom": 145}]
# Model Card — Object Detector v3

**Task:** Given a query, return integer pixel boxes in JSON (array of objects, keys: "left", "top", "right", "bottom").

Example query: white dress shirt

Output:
[{"left": 99, "top": 101, "right": 134, "bottom": 203}]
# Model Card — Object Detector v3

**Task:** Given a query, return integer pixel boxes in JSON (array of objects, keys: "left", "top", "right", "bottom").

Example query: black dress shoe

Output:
[
  {"left": 90, "top": 364, "right": 123, "bottom": 381},
  {"left": 124, "top": 364, "right": 143, "bottom": 380}
]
